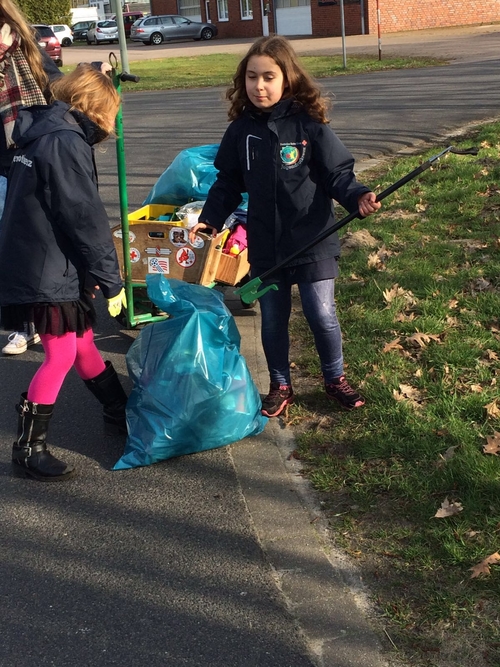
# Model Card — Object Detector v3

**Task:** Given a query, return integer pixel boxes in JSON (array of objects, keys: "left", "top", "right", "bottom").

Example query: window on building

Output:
[
  {"left": 178, "top": 0, "right": 202, "bottom": 18},
  {"left": 241, "top": 0, "right": 253, "bottom": 19},
  {"left": 217, "top": 0, "right": 229, "bottom": 20}
]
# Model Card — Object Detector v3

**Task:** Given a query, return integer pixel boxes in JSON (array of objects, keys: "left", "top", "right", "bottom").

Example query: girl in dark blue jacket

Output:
[
  {"left": 190, "top": 36, "right": 381, "bottom": 418},
  {"left": 0, "top": 64, "right": 127, "bottom": 481}
]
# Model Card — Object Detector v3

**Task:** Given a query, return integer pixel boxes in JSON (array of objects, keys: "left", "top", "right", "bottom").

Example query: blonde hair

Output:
[
  {"left": 0, "top": 0, "right": 49, "bottom": 94},
  {"left": 227, "top": 36, "right": 330, "bottom": 123},
  {"left": 51, "top": 64, "right": 120, "bottom": 135}
]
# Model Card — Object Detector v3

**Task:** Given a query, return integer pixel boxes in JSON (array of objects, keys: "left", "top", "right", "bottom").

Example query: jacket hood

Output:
[{"left": 13, "top": 101, "right": 105, "bottom": 148}]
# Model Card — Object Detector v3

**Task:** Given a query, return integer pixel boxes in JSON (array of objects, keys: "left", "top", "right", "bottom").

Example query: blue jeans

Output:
[{"left": 259, "top": 277, "right": 343, "bottom": 386}]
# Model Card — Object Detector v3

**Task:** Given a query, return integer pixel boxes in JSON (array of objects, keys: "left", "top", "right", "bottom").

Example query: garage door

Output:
[
  {"left": 275, "top": 0, "right": 312, "bottom": 36},
  {"left": 178, "top": 0, "right": 202, "bottom": 23}
]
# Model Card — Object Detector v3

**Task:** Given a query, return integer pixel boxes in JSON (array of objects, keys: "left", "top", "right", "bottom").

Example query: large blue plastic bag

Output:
[
  {"left": 143, "top": 144, "right": 248, "bottom": 209},
  {"left": 114, "top": 276, "right": 267, "bottom": 470},
  {"left": 143, "top": 144, "right": 220, "bottom": 206}
]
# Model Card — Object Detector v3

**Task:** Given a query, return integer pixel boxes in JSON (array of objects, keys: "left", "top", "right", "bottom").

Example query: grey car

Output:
[
  {"left": 130, "top": 14, "right": 217, "bottom": 45},
  {"left": 86, "top": 20, "right": 119, "bottom": 44}
]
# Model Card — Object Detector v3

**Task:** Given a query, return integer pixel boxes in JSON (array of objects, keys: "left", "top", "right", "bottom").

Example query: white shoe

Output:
[{"left": 2, "top": 331, "right": 41, "bottom": 355}]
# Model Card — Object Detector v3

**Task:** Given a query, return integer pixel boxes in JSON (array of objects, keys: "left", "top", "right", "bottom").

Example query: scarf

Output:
[{"left": 0, "top": 23, "right": 47, "bottom": 148}]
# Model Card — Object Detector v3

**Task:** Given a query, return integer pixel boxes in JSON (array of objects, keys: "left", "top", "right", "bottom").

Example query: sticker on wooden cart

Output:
[
  {"left": 129, "top": 247, "right": 141, "bottom": 263},
  {"left": 148, "top": 257, "right": 170, "bottom": 274},
  {"left": 169, "top": 228, "right": 188, "bottom": 247},
  {"left": 189, "top": 235, "right": 205, "bottom": 249},
  {"left": 113, "top": 229, "right": 136, "bottom": 242},
  {"left": 176, "top": 246, "right": 196, "bottom": 268},
  {"left": 145, "top": 247, "right": 172, "bottom": 256}
]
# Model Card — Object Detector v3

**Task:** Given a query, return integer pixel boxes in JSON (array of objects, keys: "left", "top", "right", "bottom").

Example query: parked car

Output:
[
  {"left": 86, "top": 20, "right": 119, "bottom": 44},
  {"left": 111, "top": 11, "right": 144, "bottom": 37},
  {"left": 32, "top": 24, "right": 62, "bottom": 66},
  {"left": 49, "top": 24, "right": 73, "bottom": 46},
  {"left": 130, "top": 15, "right": 217, "bottom": 45},
  {"left": 71, "top": 20, "right": 94, "bottom": 41}
]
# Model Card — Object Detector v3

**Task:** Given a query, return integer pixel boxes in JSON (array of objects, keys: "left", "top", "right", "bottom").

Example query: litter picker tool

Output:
[{"left": 235, "top": 145, "right": 479, "bottom": 304}]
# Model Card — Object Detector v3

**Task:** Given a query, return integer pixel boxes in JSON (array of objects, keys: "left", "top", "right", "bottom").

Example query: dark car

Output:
[
  {"left": 71, "top": 20, "right": 94, "bottom": 41},
  {"left": 111, "top": 11, "right": 144, "bottom": 37},
  {"left": 32, "top": 24, "right": 62, "bottom": 67},
  {"left": 130, "top": 14, "right": 217, "bottom": 45}
]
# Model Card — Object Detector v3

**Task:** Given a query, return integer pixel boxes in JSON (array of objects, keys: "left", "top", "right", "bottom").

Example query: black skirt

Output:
[{"left": 0, "top": 290, "right": 97, "bottom": 337}]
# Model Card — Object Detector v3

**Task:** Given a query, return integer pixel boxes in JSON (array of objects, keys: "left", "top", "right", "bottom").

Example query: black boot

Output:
[
  {"left": 12, "top": 395, "right": 75, "bottom": 482},
  {"left": 84, "top": 361, "right": 128, "bottom": 435}
]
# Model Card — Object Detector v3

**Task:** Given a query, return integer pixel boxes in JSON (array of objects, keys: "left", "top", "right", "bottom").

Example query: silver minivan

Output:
[{"left": 130, "top": 15, "right": 217, "bottom": 45}]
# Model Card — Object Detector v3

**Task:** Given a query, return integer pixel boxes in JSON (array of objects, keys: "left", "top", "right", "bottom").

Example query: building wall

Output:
[
  {"left": 151, "top": 0, "right": 500, "bottom": 37},
  {"left": 312, "top": 3, "right": 365, "bottom": 37},
  {"left": 366, "top": 0, "right": 500, "bottom": 34}
]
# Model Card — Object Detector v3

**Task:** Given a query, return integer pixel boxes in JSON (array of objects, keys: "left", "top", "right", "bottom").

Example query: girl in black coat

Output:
[
  {"left": 189, "top": 36, "right": 381, "bottom": 418},
  {"left": 0, "top": 64, "right": 127, "bottom": 481}
]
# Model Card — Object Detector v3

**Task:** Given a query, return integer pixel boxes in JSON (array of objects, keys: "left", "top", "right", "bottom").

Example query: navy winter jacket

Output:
[
  {"left": 0, "top": 101, "right": 122, "bottom": 306},
  {"left": 200, "top": 98, "right": 370, "bottom": 272}
]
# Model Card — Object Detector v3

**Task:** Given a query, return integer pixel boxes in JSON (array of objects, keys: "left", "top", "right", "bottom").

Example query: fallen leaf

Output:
[
  {"left": 434, "top": 497, "right": 464, "bottom": 518},
  {"left": 470, "top": 384, "right": 483, "bottom": 393},
  {"left": 483, "top": 432, "right": 500, "bottom": 456},
  {"left": 383, "top": 338, "right": 403, "bottom": 353},
  {"left": 485, "top": 400, "right": 500, "bottom": 418},
  {"left": 438, "top": 445, "right": 459, "bottom": 463},
  {"left": 383, "top": 284, "right": 417, "bottom": 308},
  {"left": 486, "top": 349, "right": 499, "bottom": 361},
  {"left": 395, "top": 312, "right": 416, "bottom": 322},
  {"left": 407, "top": 332, "right": 442, "bottom": 348},
  {"left": 448, "top": 299, "right": 459, "bottom": 309},
  {"left": 469, "top": 552, "right": 500, "bottom": 578}
]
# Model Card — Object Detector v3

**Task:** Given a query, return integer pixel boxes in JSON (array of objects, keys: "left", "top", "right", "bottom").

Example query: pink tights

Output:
[{"left": 27, "top": 329, "right": 106, "bottom": 405}]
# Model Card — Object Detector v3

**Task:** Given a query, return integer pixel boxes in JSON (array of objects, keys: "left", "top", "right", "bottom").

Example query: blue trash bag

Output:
[
  {"left": 113, "top": 276, "right": 267, "bottom": 470},
  {"left": 143, "top": 143, "right": 248, "bottom": 209}
]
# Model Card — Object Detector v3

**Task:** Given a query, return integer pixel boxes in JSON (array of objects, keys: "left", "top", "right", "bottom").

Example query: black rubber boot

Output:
[
  {"left": 12, "top": 394, "right": 75, "bottom": 482},
  {"left": 83, "top": 361, "right": 128, "bottom": 435}
]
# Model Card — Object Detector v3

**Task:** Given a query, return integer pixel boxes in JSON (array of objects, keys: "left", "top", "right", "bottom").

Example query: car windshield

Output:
[{"left": 99, "top": 21, "right": 117, "bottom": 28}]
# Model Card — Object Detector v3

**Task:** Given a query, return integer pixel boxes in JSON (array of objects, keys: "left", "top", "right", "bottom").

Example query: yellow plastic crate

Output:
[{"left": 128, "top": 204, "right": 181, "bottom": 225}]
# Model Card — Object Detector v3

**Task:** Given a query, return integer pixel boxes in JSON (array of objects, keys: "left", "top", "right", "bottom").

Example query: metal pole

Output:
[
  {"left": 112, "top": 0, "right": 130, "bottom": 73},
  {"left": 376, "top": 0, "right": 382, "bottom": 61},
  {"left": 339, "top": 0, "right": 346, "bottom": 69}
]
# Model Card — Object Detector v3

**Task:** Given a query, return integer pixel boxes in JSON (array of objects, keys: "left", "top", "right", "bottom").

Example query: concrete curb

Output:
[{"left": 224, "top": 290, "right": 395, "bottom": 667}]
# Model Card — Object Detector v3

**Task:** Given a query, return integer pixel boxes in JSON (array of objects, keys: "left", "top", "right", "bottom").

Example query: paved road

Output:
[{"left": 1, "top": 26, "right": 500, "bottom": 667}]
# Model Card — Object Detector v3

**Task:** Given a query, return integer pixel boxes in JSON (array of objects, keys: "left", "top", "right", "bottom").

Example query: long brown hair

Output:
[
  {"left": 0, "top": 0, "right": 48, "bottom": 94},
  {"left": 227, "top": 36, "right": 330, "bottom": 123},
  {"left": 51, "top": 64, "right": 120, "bottom": 135}
]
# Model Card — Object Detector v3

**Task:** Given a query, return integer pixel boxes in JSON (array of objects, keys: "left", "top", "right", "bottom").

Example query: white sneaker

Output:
[{"left": 2, "top": 331, "right": 41, "bottom": 355}]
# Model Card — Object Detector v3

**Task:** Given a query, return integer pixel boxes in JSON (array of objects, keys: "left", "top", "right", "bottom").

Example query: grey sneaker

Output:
[
  {"left": 261, "top": 382, "right": 294, "bottom": 418},
  {"left": 2, "top": 331, "right": 41, "bottom": 355},
  {"left": 325, "top": 376, "right": 365, "bottom": 410}
]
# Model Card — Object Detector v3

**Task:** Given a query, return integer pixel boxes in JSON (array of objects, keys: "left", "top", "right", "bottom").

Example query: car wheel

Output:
[
  {"left": 200, "top": 28, "right": 214, "bottom": 40},
  {"left": 62, "top": 37, "right": 71, "bottom": 47},
  {"left": 56, "top": 59, "right": 63, "bottom": 67},
  {"left": 93, "top": 36, "right": 98, "bottom": 45},
  {"left": 86, "top": 37, "right": 92, "bottom": 45},
  {"left": 151, "top": 32, "right": 163, "bottom": 45}
]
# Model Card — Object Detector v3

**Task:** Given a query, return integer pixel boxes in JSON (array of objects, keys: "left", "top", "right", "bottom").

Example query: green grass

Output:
[
  {"left": 61, "top": 53, "right": 443, "bottom": 91},
  {"left": 288, "top": 123, "right": 500, "bottom": 666}
]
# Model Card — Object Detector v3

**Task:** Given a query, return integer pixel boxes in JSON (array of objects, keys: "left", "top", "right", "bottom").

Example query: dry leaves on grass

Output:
[
  {"left": 434, "top": 497, "right": 464, "bottom": 518},
  {"left": 485, "top": 399, "right": 500, "bottom": 419},
  {"left": 483, "top": 432, "right": 500, "bottom": 456},
  {"left": 406, "top": 332, "right": 443, "bottom": 348},
  {"left": 383, "top": 284, "right": 417, "bottom": 309},
  {"left": 393, "top": 383, "right": 424, "bottom": 409},
  {"left": 437, "top": 445, "right": 459, "bottom": 466},
  {"left": 469, "top": 552, "right": 500, "bottom": 578}
]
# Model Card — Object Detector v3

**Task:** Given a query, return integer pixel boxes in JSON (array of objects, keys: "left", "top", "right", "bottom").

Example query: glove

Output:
[{"left": 107, "top": 288, "right": 127, "bottom": 317}]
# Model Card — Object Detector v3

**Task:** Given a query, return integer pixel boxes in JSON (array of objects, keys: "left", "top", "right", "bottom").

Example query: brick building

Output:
[{"left": 150, "top": 0, "right": 500, "bottom": 39}]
